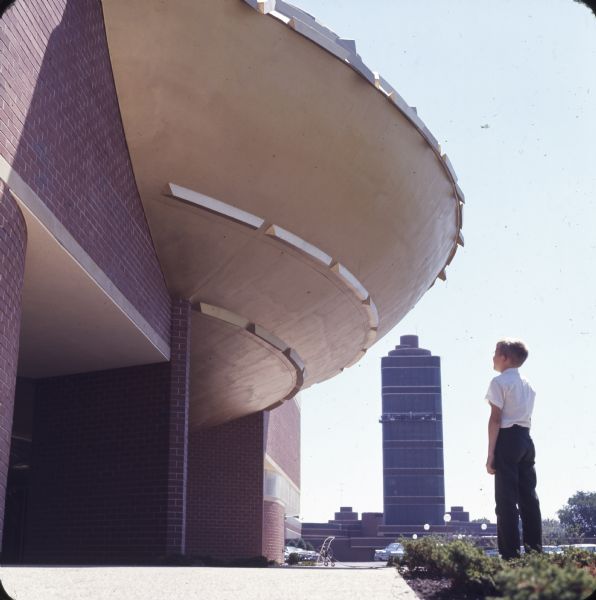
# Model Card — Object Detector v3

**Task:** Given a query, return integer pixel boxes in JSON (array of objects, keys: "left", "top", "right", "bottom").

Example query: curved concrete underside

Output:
[
  {"left": 101, "top": 0, "right": 464, "bottom": 427},
  {"left": 190, "top": 304, "right": 305, "bottom": 428}
]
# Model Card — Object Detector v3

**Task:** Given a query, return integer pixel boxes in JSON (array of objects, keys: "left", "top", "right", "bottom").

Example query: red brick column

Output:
[
  {"left": 166, "top": 299, "right": 191, "bottom": 556},
  {"left": 186, "top": 413, "right": 265, "bottom": 560},
  {"left": 263, "top": 500, "right": 285, "bottom": 563},
  {"left": 0, "top": 188, "right": 27, "bottom": 542}
]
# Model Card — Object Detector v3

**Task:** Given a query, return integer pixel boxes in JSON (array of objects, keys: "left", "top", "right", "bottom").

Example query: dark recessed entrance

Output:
[{"left": 2, "top": 378, "right": 34, "bottom": 563}]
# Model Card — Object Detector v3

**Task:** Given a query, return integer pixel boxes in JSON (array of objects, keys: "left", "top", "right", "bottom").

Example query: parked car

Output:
[
  {"left": 284, "top": 546, "right": 318, "bottom": 562},
  {"left": 559, "top": 544, "right": 596, "bottom": 553},
  {"left": 374, "top": 542, "right": 405, "bottom": 561},
  {"left": 485, "top": 545, "right": 582, "bottom": 557}
]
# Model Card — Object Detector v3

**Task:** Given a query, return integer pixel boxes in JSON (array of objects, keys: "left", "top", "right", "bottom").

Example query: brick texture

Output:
[
  {"left": 166, "top": 299, "right": 191, "bottom": 555},
  {"left": 26, "top": 363, "right": 172, "bottom": 564},
  {"left": 0, "top": 0, "right": 171, "bottom": 342},
  {"left": 186, "top": 414, "right": 265, "bottom": 560},
  {"left": 23, "top": 301, "right": 191, "bottom": 564},
  {"left": 0, "top": 189, "right": 26, "bottom": 541},
  {"left": 262, "top": 500, "right": 285, "bottom": 563},
  {"left": 265, "top": 398, "right": 300, "bottom": 487}
]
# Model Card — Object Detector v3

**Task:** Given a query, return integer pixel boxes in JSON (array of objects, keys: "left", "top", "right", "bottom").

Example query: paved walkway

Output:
[{"left": 0, "top": 564, "right": 419, "bottom": 600}]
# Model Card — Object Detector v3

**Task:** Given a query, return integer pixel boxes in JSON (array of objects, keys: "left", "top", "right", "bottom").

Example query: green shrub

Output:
[
  {"left": 399, "top": 537, "right": 499, "bottom": 595},
  {"left": 491, "top": 552, "right": 596, "bottom": 600},
  {"left": 159, "top": 553, "right": 196, "bottom": 566},
  {"left": 287, "top": 552, "right": 300, "bottom": 565},
  {"left": 398, "top": 538, "right": 596, "bottom": 600},
  {"left": 229, "top": 555, "right": 269, "bottom": 568},
  {"left": 509, "top": 547, "right": 596, "bottom": 576},
  {"left": 441, "top": 539, "right": 500, "bottom": 595},
  {"left": 195, "top": 554, "right": 270, "bottom": 567},
  {"left": 399, "top": 536, "right": 450, "bottom": 576},
  {"left": 559, "top": 547, "right": 596, "bottom": 572}
]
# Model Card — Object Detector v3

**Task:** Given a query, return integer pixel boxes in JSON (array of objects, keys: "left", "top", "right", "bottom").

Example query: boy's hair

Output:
[{"left": 496, "top": 339, "right": 529, "bottom": 367}]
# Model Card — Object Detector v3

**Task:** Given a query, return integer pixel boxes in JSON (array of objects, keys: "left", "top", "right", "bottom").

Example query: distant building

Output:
[
  {"left": 301, "top": 335, "right": 496, "bottom": 560},
  {"left": 380, "top": 335, "right": 445, "bottom": 527},
  {"left": 302, "top": 505, "right": 495, "bottom": 561}
]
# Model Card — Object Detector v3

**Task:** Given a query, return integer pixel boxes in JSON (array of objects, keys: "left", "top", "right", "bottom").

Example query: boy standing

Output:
[{"left": 485, "top": 339, "right": 542, "bottom": 559}]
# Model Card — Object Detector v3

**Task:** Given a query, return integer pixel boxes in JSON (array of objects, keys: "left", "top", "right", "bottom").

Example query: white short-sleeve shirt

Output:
[{"left": 485, "top": 368, "right": 535, "bottom": 428}]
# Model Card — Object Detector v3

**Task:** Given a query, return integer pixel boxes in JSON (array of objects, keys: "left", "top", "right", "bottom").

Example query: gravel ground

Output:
[
  {"left": 403, "top": 576, "right": 454, "bottom": 599},
  {"left": 0, "top": 564, "right": 420, "bottom": 600},
  {"left": 403, "top": 576, "right": 487, "bottom": 600}
]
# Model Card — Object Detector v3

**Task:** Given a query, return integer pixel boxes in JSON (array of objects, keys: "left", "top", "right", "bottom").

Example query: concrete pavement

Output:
[{"left": 0, "top": 564, "right": 419, "bottom": 600}]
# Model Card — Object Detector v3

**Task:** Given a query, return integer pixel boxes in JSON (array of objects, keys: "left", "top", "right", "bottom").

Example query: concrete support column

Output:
[
  {"left": 0, "top": 188, "right": 27, "bottom": 542},
  {"left": 262, "top": 500, "right": 285, "bottom": 563}
]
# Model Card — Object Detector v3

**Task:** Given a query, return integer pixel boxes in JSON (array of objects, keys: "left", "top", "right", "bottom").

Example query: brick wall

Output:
[
  {"left": 166, "top": 299, "right": 191, "bottom": 555},
  {"left": 26, "top": 363, "right": 172, "bottom": 564},
  {"left": 0, "top": 189, "right": 26, "bottom": 541},
  {"left": 0, "top": 0, "right": 171, "bottom": 342},
  {"left": 186, "top": 414, "right": 265, "bottom": 560},
  {"left": 22, "top": 297, "right": 191, "bottom": 564},
  {"left": 262, "top": 500, "right": 285, "bottom": 563},
  {"left": 265, "top": 398, "right": 300, "bottom": 487}
]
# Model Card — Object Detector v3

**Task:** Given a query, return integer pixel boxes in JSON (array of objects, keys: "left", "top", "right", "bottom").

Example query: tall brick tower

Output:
[{"left": 381, "top": 335, "right": 445, "bottom": 525}]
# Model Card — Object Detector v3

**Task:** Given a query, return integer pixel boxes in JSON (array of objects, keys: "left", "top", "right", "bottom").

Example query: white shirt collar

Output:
[{"left": 501, "top": 367, "right": 519, "bottom": 375}]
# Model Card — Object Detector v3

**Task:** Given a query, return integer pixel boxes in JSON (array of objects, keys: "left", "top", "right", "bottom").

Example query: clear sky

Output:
[{"left": 296, "top": 0, "right": 596, "bottom": 524}]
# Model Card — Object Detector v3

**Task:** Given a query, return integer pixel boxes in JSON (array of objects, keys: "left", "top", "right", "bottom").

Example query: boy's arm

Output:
[{"left": 486, "top": 403, "right": 502, "bottom": 475}]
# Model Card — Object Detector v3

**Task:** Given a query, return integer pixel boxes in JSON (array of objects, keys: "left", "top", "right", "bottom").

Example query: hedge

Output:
[{"left": 397, "top": 537, "right": 596, "bottom": 600}]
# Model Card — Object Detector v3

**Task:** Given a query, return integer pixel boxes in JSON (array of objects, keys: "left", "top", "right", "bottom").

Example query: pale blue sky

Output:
[{"left": 297, "top": 0, "right": 596, "bottom": 523}]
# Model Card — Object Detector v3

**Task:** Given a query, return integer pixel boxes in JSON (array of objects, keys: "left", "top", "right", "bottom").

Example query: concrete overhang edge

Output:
[
  {"left": 192, "top": 301, "right": 305, "bottom": 399},
  {"left": 243, "top": 0, "right": 465, "bottom": 281},
  {"left": 0, "top": 155, "right": 171, "bottom": 361},
  {"left": 167, "top": 183, "right": 379, "bottom": 373}
]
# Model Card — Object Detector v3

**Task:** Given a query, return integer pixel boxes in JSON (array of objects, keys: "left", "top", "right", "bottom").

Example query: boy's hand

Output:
[
  {"left": 486, "top": 455, "right": 496, "bottom": 475},
  {"left": 487, "top": 404, "right": 501, "bottom": 475}
]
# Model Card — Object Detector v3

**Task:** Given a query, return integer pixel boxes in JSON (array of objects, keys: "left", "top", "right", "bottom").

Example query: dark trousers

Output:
[{"left": 494, "top": 425, "right": 542, "bottom": 559}]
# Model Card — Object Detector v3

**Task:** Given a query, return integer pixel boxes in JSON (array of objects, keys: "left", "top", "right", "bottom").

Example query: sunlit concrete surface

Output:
[
  {"left": 0, "top": 565, "right": 419, "bottom": 600},
  {"left": 99, "top": 0, "right": 464, "bottom": 427}
]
